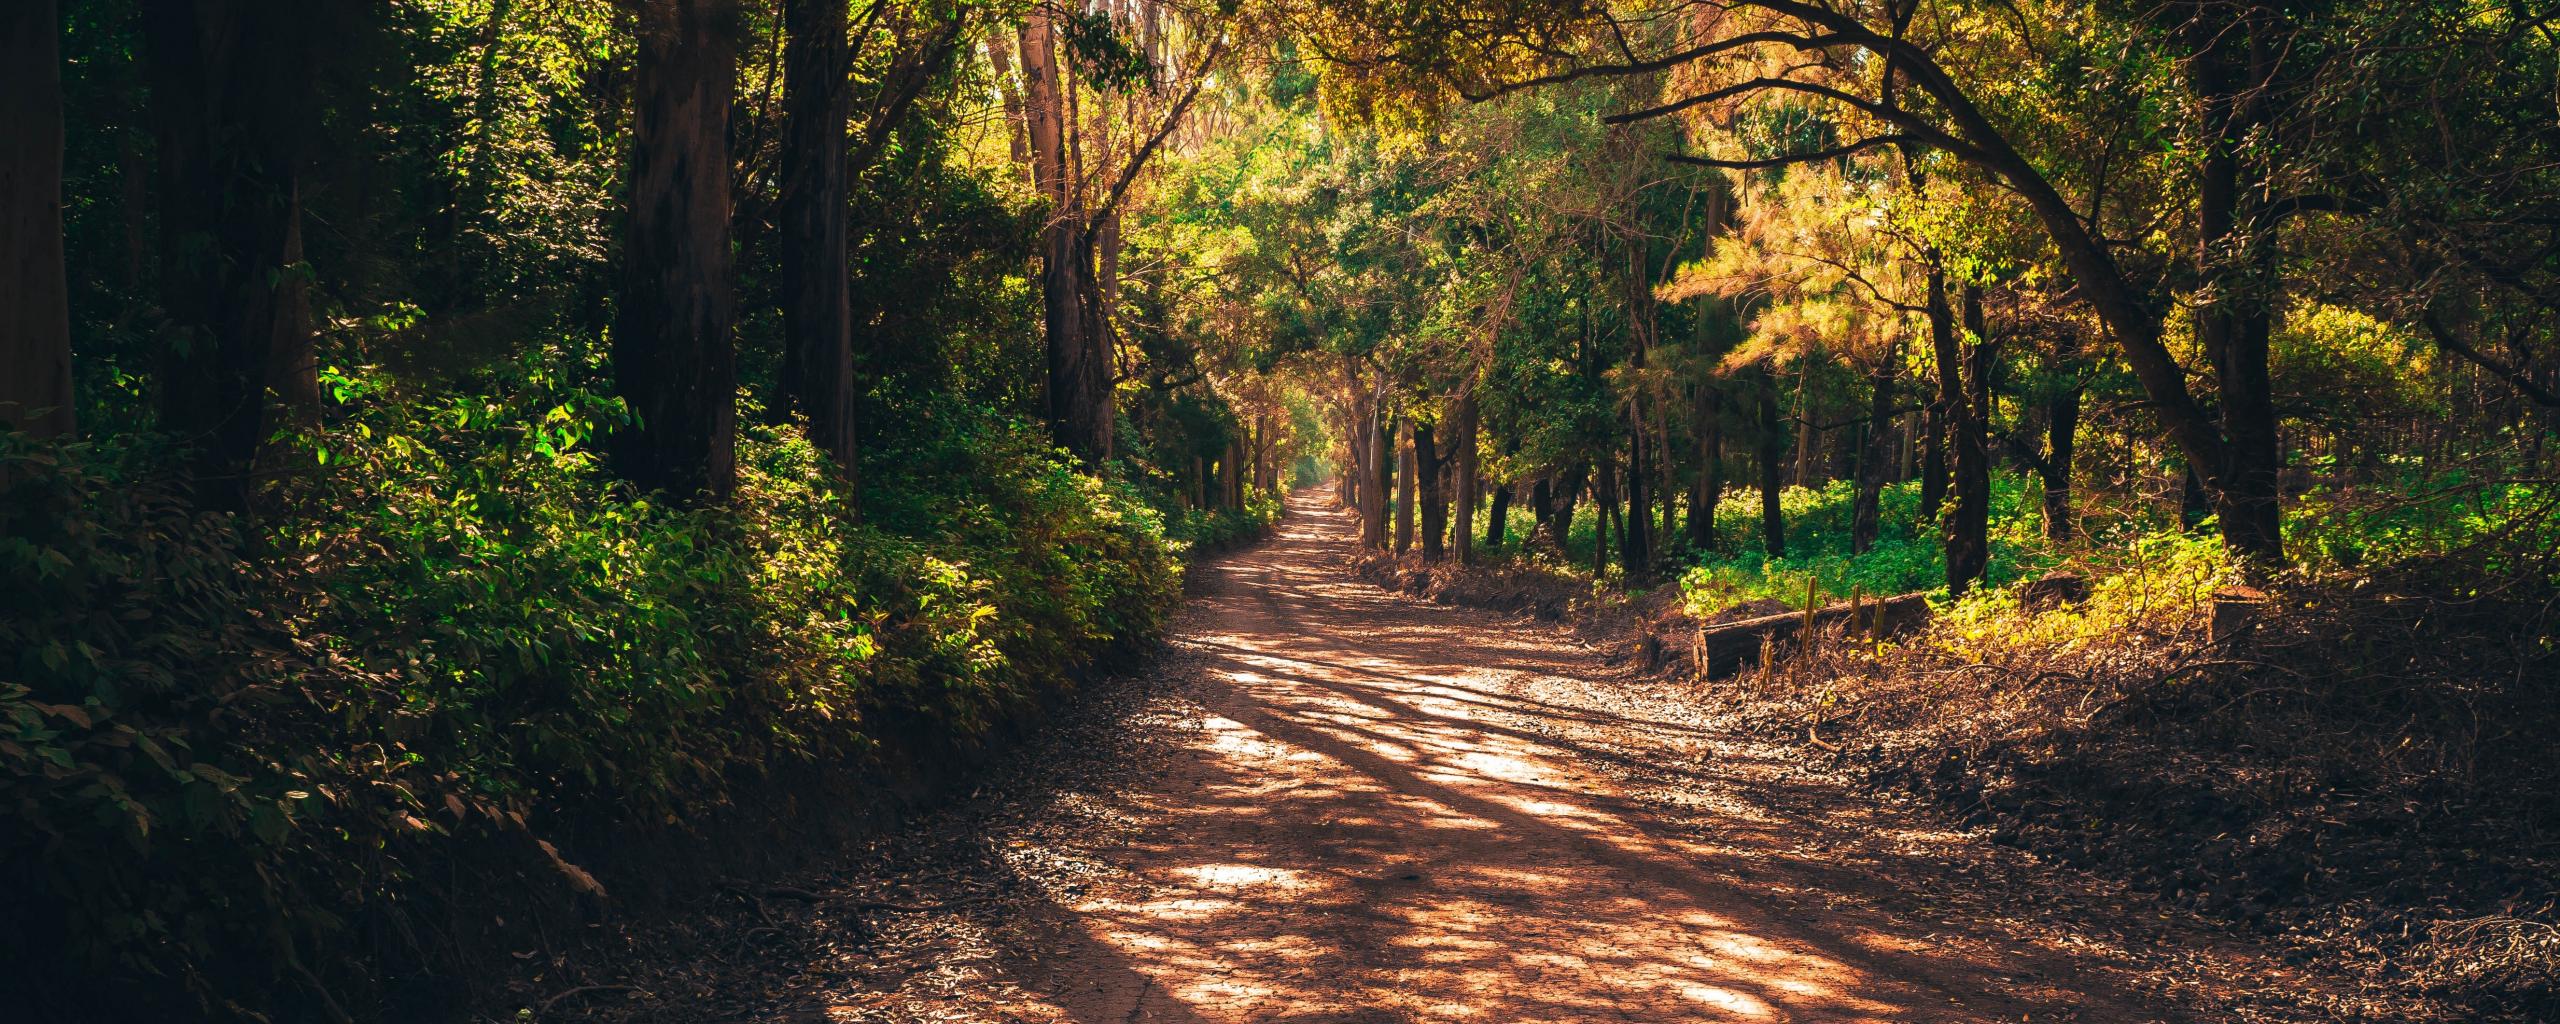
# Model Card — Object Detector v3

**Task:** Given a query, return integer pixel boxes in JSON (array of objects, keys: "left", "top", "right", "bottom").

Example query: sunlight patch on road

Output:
[
  {"left": 1179, "top": 862, "right": 1311, "bottom": 890},
  {"left": 1676, "top": 982, "right": 1778, "bottom": 1015}
]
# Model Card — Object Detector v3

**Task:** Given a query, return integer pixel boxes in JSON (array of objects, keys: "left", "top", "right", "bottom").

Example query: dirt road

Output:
[{"left": 571, "top": 488, "right": 2334, "bottom": 1023}]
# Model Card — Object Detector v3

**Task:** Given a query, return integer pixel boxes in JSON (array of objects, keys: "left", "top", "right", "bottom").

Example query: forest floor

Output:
[{"left": 515, "top": 488, "right": 2362, "bottom": 1024}]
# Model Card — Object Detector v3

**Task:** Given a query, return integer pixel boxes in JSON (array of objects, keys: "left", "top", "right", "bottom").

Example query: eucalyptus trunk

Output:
[
  {"left": 1364, "top": 404, "right": 1391, "bottom": 549},
  {"left": 614, "top": 0, "right": 738, "bottom": 502},
  {"left": 1394, "top": 418, "right": 1415, "bottom": 555},
  {"left": 1417, "top": 418, "right": 1446, "bottom": 562},
  {"left": 1018, "top": 12, "right": 1110, "bottom": 464},
  {"left": 779, "top": 0, "right": 858, "bottom": 484}
]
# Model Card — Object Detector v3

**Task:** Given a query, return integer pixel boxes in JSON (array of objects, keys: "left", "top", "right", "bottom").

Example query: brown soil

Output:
[{"left": 522, "top": 488, "right": 2353, "bottom": 1023}]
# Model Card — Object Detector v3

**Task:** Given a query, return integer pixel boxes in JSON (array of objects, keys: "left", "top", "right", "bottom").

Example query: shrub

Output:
[{"left": 0, "top": 362, "right": 1188, "bottom": 1019}]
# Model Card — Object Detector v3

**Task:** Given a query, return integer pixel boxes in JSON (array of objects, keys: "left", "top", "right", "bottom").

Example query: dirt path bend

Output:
[{"left": 581, "top": 488, "right": 2339, "bottom": 1024}]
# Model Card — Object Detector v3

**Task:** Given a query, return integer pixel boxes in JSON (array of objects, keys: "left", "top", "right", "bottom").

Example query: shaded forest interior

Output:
[{"left": 2, "top": 0, "right": 2557, "bottom": 1020}]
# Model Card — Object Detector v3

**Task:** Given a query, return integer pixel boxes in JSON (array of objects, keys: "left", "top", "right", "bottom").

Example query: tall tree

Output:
[
  {"left": 1754, "top": 369, "right": 1785, "bottom": 558},
  {"left": 1394, "top": 415, "right": 1416, "bottom": 553},
  {"left": 0, "top": 0, "right": 72, "bottom": 441},
  {"left": 1849, "top": 351, "right": 1899, "bottom": 554},
  {"left": 1452, "top": 390, "right": 1479, "bottom": 563},
  {"left": 616, "top": 0, "right": 740, "bottom": 501},
  {"left": 141, "top": 0, "right": 328, "bottom": 507},
  {"left": 1686, "top": 380, "right": 1721, "bottom": 551},
  {"left": 778, "top": 0, "right": 858, "bottom": 483},
  {"left": 1316, "top": 0, "right": 2307, "bottom": 561},
  {"left": 2183, "top": 0, "right": 2285, "bottom": 560},
  {"left": 1929, "top": 270, "right": 1989, "bottom": 595},
  {"left": 1365, "top": 399, "right": 1391, "bottom": 548},
  {"left": 1417, "top": 416, "right": 1445, "bottom": 561}
]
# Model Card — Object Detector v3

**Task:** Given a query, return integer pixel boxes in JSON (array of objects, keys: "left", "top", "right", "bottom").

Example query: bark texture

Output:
[
  {"left": 616, "top": 0, "right": 739, "bottom": 502},
  {"left": 1416, "top": 418, "right": 1445, "bottom": 563},
  {"left": 779, "top": 0, "right": 858, "bottom": 482}
]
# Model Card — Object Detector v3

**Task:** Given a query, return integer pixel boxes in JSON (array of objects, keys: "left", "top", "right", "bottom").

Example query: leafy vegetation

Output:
[{"left": 4, "top": 0, "right": 2558, "bottom": 1019}]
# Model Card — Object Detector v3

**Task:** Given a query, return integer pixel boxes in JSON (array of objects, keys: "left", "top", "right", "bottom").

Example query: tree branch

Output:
[
  {"left": 2422, "top": 311, "right": 2560, "bottom": 409},
  {"left": 1457, "top": 31, "right": 1856, "bottom": 101},
  {"left": 1666, "top": 133, "right": 1922, "bottom": 171},
  {"left": 1084, "top": 35, "right": 1229, "bottom": 241}
]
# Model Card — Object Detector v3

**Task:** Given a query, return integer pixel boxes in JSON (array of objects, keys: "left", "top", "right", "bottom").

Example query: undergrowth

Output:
[
  {"left": 1700, "top": 471, "right": 2560, "bottom": 1021},
  {"left": 0, "top": 360, "right": 1274, "bottom": 1021}
]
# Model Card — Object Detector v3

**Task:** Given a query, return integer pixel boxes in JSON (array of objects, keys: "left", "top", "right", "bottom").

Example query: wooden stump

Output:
[
  {"left": 2022, "top": 570, "right": 2089, "bottom": 611},
  {"left": 2209, "top": 585, "right": 2269, "bottom": 644}
]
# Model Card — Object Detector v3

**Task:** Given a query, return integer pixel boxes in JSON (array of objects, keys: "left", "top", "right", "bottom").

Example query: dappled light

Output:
[
  {"left": 7, "top": 0, "right": 2554, "bottom": 1019},
  {"left": 742, "top": 492, "right": 2259, "bottom": 1023}
]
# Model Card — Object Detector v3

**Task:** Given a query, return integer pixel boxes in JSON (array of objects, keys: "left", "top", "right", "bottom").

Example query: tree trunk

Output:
[
  {"left": 984, "top": 30, "right": 1029, "bottom": 167},
  {"left": 1657, "top": 400, "right": 1677, "bottom": 557},
  {"left": 1618, "top": 234, "right": 1654, "bottom": 572},
  {"left": 1756, "top": 374, "right": 1786, "bottom": 558},
  {"left": 1530, "top": 475, "right": 1554, "bottom": 541},
  {"left": 1452, "top": 392, "right": 1478, "bottom": 564},
  {"left": 1417, "top": 418, "right": 1446, "bottom": 562},
  {"left": 1850, "top": 358, "right": 1897, "bottom": 553},
  {"left": 2190, "top": 11, "right": 2285, "bottom": 563},
  {"left": 1, "top": 0, "right": 74, "bottom": 440},
  {"left": 1791, "top": 362, "right": 1818, "bottom": 487},
  {"left": 779, "top": 0, "right": 858, "bottom": 485},
  {"left": 265, "top": 208, "right": 318, "bottom": 417},
  {"left": 1393, "top": 417, "right": 1415, "bottom": 554},
  {"left": 1688, "top": 382, "right": 1722, "bottom": 551},
  {"left": 1918, "top": 401, "right": 1946, "bottom": 522},
  {"left": 1485, "top": 482, "right": 1512, "bottom": 550},
  {"left": 1594, "top": 455, "right": 1616, "bottom": 575},
  {"left": 1339, "top": 408, "right": 1358, "bottom": 509},
  {"left": 1554, "top": 463, "right": 1587, "bottom": 550},
  {"left": 1619, "top": 420, "right": 1649, "bottom": 573},
  {"left": 1018, "top": 12, "right": 1109, "bottom": 464},
  {"left": 1364, "top": 404, "right": 1391, "bottom": 548},
  {"left": 142, "top": 0, "right": 327, "bottom": 507},
  {"left": 615, "top": 0, "right": 737, "bottom": 502},
  {"left": 1224, "top": 437, "right": 1243, "bottom": 509},
  {"left": 2043, "top": 342, "right": 2082, "bottom": 542},
  {"left": 1935, "top": 277, "right": 1989, "bottom": 595}
]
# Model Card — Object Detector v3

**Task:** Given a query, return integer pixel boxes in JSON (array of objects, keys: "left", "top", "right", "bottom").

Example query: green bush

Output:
[
  {"left": 1679, "top": 477, "right": 2054, "bottom": 616},
  {"left": 0, "top": 363, "right": 1187, "bottom": 1017},
  {"left": 1165, "top": 489, "right": 1287, "bottom": 557}
]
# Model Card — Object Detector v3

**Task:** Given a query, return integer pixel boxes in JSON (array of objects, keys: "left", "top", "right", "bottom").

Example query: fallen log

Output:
[{"left": 1690, "top": 592, "right": 1931, "bottom": 678}]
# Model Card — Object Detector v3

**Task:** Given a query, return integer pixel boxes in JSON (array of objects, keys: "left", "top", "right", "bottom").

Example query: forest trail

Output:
[
  {"left": 621, "top": 487, "right": 2332, "bottom": 1024},
  {"left": 976, "top": 490, "right": 2161, "bottom": 1023}
]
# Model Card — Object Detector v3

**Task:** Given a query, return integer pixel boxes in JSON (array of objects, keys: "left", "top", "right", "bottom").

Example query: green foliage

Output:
[
  {"left": 1167, "top": 489, "right": 1289, "bottom": 557},
  {"left": 0, "top": 361, "right": 1189, "bottom": 1014},
  {"left": 1679, "top": 478, "right": 2053, "bottom": 615},
  {"left": 2286, "top": 471, "right": 2558, "bottom": 578}
]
